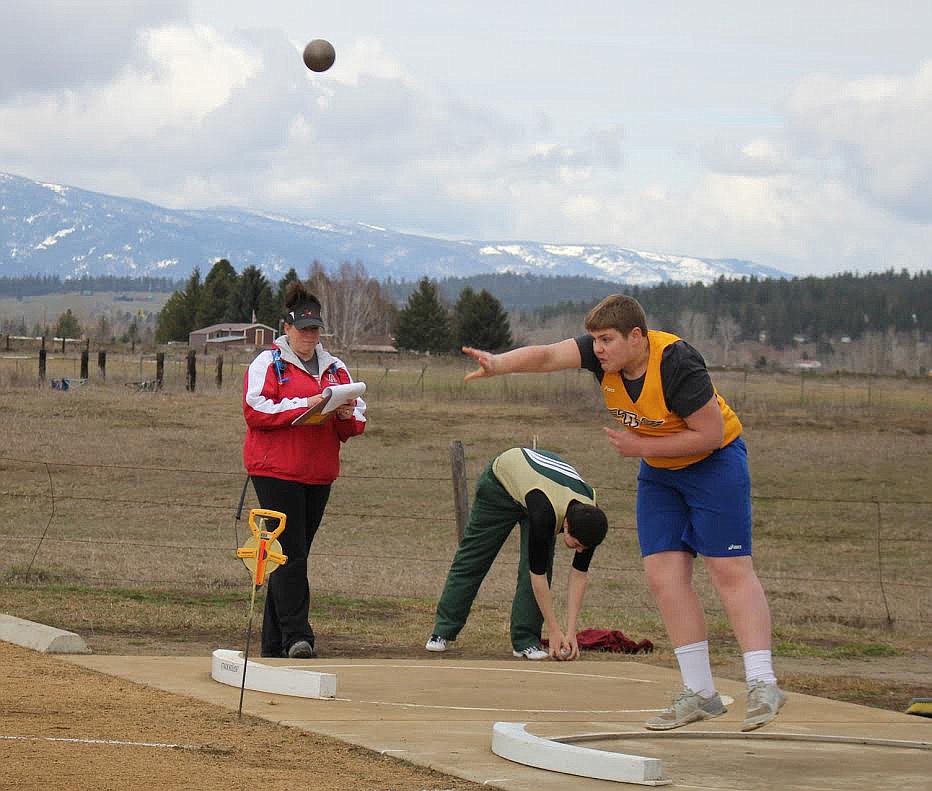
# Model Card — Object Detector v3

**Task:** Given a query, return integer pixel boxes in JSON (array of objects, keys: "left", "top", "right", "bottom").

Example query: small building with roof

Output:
[{"left": 188, "top": 322, "right": 277, "bottom": 350}]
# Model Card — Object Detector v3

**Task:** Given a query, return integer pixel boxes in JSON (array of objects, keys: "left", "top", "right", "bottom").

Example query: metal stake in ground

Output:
[{"left": 234, "top": 508, "right": 288, "bottom": 718}]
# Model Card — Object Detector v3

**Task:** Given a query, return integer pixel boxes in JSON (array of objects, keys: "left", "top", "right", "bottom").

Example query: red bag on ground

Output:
[{"left": 543, "top": 628, "right": 653, "bottom": 654}]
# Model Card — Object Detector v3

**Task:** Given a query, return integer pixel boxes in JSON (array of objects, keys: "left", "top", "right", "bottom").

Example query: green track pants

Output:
[{"left": 432, "top": 464, "right": 555, "bottom": 652}]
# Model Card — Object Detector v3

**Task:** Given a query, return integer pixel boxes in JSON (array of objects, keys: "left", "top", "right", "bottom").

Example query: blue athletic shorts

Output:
[{"left": 635, "top": 437, "right": 752, "bottom": 558}]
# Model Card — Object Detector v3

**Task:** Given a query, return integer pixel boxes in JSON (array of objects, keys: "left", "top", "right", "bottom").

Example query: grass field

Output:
[
  {"left": 0, "top": 290, "right": 169, "bottom": 330},
  {"left": 0, "top": 352, "right": 929, "bottom": 712}
]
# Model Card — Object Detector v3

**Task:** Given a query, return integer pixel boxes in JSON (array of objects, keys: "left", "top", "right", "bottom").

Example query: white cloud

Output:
[
  {"left": 0, "top": 0, "right": 187, "bottom": 99},
  {"left": 784, "top": 60, "right": 932, "bottom": 221},
  {"left": 0, "top": 5, "right": 930, "bottom": 278}
]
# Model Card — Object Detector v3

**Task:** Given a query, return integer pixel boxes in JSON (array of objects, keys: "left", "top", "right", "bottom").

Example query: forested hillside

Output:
[
  {"left": 2, "top": 269, "right": 928, "bottom": 353},
  {"left": 388, "top": 269, "right": 928, "bottom": 349}
]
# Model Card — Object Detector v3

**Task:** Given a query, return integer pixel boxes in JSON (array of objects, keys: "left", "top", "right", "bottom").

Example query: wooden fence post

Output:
[
  {"left": 98, "top": 350, "right": 107, "bottom": 380},
  {"left": 186, "top": 350, "right": 196, "bottom": 392},
  {"left": 80, "top": 350, "right": 89, "bottom": 380},
  {"left": 60, "top": 336, "right": 65, "bottom": 354},
  {"left": 38, "top": 348, "right": 47, "bottom": 382},
  {"left": 156, "top": 352, "right": 165, "bottom": 390},
  {"left": 215, "top": 354, "right": 223, "bottom": 389},
  {"left": 450, "top": 440, "right": 469, "bottom": 544}
]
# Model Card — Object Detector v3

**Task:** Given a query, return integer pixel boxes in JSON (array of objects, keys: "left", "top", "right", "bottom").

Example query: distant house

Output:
[
  {"left": 349, "top": 334, "right": 397, "bottom": 354},
  {"left": 188, "top": 322, "right": 277, "bottom": 350}
]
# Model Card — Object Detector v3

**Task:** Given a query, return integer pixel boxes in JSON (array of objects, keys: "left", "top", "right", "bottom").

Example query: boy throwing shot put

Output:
[{"left": 462, "top": 295, "right": 785, "bottom": 732}]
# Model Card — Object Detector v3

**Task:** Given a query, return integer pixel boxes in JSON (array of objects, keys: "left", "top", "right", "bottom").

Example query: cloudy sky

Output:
[{"left": 1, "top": 1, "right": 930, "bottom": 276}]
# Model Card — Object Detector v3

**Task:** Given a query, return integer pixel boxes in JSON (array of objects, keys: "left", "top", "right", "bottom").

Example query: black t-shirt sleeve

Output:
[
  {"left": 571, "top": 545, "right": 596, "bottom": 573},
  {"left": 526, "top": 490, "right": 598, "bottom": 574},
  {"left": 525, "top": 489, "right": 557, "bottom": 575},
  {"left": 574, "top": 334, "right": 604, "bottom": 382},
  {"left": 660, "top": 340, "right": 715, "bottom": 418}
]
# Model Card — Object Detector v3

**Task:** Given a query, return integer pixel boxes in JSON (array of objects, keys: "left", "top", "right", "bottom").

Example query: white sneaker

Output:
[
  {"left": 742, "top": 680, "right": 786, "bottom": 731},
  {"left": 512, "top": 644, "right": 548, "bottom": 660},
  {"left": 425, "top": 634, "right": 449, "bottom": 652},
  {"left": 645, "top": 688, "right": 727, "bottom": 730}
]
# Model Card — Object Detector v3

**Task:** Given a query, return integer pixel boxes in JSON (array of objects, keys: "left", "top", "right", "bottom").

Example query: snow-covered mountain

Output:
[{"left": 0, "top": 173, "right": 789, "bottom": 284}]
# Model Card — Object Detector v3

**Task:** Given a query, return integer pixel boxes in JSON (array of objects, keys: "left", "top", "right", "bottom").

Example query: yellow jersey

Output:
[{"left": 599, "top": 330, "right": 742, "bottom": 470}]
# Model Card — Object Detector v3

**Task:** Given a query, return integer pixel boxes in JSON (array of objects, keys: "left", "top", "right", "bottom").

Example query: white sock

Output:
[
  {"left": 674, "top": 640, "right": 715, "bottom": 698},
  {"left": 743, "top": 649, "right": 777, "bottom": 687}
]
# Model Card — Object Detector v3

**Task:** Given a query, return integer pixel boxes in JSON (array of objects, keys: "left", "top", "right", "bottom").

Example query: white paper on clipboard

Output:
[{"left": 292, "top": 381, "right": 366, "bottom": 425}]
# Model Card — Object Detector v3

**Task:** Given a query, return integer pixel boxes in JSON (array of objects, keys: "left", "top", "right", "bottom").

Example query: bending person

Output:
[
  {"left": 462, "top": 294, "right": 784, "bottom": 731},
  {"left": 242, "top": 281, "right": 366, "bottom": 659},
  {"left": 426, "top": 447, "right": 608, "bottom": 661}
]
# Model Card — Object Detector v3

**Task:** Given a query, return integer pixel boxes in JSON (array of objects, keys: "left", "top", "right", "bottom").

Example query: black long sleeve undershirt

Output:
[{"left": 525, "top": 489, "right": 595, "bottom": 575}]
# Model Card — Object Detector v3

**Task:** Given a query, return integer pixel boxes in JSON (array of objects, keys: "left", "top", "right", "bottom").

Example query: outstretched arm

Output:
[{"left": 462, "top": 338, "right": 582, "bottom": 382}]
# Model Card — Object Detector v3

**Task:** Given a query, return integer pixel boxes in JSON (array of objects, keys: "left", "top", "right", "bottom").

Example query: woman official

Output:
[{"left": 242, "top": 281, "right": 366, "bottom": 658}]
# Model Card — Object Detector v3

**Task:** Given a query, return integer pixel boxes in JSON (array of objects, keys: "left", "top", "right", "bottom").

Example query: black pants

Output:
[{"left": 250, "top": 475, "right": 331, "bottom": 657}]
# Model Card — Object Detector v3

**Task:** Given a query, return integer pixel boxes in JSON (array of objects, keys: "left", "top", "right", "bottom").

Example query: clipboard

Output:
[{"left": 291, "top": 382, "right": 367, "bottom": 426}]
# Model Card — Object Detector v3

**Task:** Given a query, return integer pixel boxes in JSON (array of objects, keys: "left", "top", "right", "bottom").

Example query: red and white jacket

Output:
[{"left": 242, "top": 336, "right": 366, "bottom": 485}]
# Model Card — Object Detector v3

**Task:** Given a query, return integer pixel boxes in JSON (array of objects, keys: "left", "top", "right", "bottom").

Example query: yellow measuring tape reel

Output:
[{"left": 236, "top": 508, "right": 288, "bottom": 586}]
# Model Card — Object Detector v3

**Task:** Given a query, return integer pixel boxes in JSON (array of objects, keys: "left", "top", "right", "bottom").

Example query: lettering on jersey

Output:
[
  {"left": 603, "top": 386, "right": 616, "bottom": 393},
  {"left": 609, "top": 409, "right": 665, "bottom": 429},
  {"left": 326, "top": 372, "right": 338, "bottom": 384}
]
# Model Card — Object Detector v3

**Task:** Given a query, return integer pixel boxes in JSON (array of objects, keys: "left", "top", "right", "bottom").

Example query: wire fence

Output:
[
  {"left": 1, "top": 453, "right": 929, "bottom": 633},
  {"left": 3, "top": 345, "right": 931, "bottom": 412}
]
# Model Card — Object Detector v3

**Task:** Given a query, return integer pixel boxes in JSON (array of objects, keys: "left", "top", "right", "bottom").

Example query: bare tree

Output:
[
  {"left": 306, "top": 261, "right": 395, "bottom": 349},
  {"left": 678, "top": 309, "right": 711, "bottom": 348},
  {"left": 714, "top": 315, "right": 741, "bottom": 366}
]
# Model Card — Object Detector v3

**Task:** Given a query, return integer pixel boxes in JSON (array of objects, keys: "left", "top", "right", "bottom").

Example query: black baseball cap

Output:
[{"left": 286, "top": 303, "right": 324, "bottom": 330}]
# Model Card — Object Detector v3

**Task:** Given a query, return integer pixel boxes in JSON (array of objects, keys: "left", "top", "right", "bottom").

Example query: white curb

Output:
[
  {"left": 0, "top": 613, "right": 91, "bottom": 654},
  {"left": 211, "top": 649, "right": 337, "bottom": 699},
  {"left": 491, "top": 721, "right": 670, "bottom": 785}
]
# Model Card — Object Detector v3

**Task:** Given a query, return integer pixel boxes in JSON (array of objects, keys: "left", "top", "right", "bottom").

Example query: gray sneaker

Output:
[
  {"left": 742, "top": 680, "right": 786, "bottom": 731},
  {"left": 287, "top": 640, "right": 316, "bottom": 659},
  {"left": 645, "top": 688, "right": 727, "bottom": 730}
]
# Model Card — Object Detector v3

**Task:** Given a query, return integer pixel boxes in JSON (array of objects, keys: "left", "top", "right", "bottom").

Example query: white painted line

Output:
[
  {"left": 492, "top": 722, "right": 670, "bottom": 786},
  {"left": 311, "top": 662, "right": 657, "bottom": 683},
  {"left": 211, "top": 649, "right": 336, "bottom": 699},
  {"left": 0, "top": 735, "right": 218, "bottom": 752},
  {"left": 332, "top": 697, "right": 663, "bottom": 714}
]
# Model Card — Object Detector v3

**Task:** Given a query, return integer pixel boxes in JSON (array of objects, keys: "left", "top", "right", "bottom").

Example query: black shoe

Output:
[{"left": 287, "top": 640, "right": 316, "bottom": 659}]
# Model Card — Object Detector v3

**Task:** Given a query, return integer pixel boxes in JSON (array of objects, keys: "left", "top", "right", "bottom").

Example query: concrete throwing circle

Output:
[{"left": 305, "top": 662, "right": 734, "bottom": 715}]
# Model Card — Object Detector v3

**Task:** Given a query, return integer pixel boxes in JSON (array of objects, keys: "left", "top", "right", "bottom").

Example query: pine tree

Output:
[
  {"left": 54, "top": 309, "right": 82, "bottom": 339},
  {"left": 455, "top": 287, "right": 512, "bottom": 350},
  {"left": 228, "top": 266, "right": 273, "bottom": 323},
  {"left": 277, "top": 268, "right": 300, "bottom": 306},
  {"left": 196, "top": 259, "right": 237, "bottom": 327},
  {"left": 155, "top": 291, "right": 189, "bottom": 343},
  {"left": 182, "top": 268, "right": 203, "bottom": 330},
  {"left": 394, "top": 277, "right": 454, "bottom": 353},
  {"left": 155, "top": 269, "right": 202, "bottom": 343}
]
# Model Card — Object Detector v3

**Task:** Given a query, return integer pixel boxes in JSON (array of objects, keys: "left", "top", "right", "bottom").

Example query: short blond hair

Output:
[{"left": 584, "top": 294, "right": 648, "bottom": 336}]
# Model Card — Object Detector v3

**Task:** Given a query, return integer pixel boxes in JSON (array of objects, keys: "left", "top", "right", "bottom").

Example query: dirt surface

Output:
[{"left": 0, "top": 641, "right": 486, "bottom": 791}]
